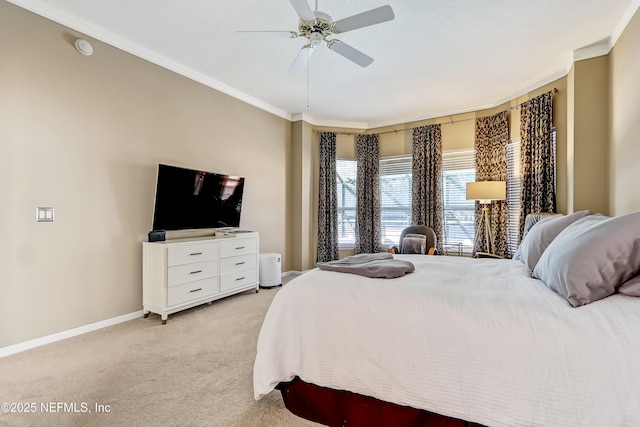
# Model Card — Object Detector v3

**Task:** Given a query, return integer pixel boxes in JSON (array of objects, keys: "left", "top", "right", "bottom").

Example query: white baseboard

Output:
[
  {"left": 282, "top": 269, "right": 313, "bottom": 279},
  {"left": 0, "top": 310, "right": 144, "bottom": 359},
  {"left": 282, "top": 270, "right": 302, "bottom": 276},
  {"left": 1, "top": 272, "right": 310, "bottom": 358}
]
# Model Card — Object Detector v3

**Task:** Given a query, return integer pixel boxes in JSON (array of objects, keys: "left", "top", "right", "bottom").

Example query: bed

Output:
[{"left": 253, "top": 213, "right": 640, "bottom": 426}]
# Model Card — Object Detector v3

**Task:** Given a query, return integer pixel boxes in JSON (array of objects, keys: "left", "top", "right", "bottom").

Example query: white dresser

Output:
[{"left": 142, "top": 232, "right": 259, "bottom": 324}]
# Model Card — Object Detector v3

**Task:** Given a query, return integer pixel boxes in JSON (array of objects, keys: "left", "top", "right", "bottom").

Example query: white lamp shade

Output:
[{"left": 466, "top": 181, "right": 506, "bottom": 203}]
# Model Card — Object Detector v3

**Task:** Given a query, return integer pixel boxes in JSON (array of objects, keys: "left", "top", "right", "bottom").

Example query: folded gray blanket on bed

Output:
[{"left": 316, "top": 253, "right": 415, "bottom": 278}]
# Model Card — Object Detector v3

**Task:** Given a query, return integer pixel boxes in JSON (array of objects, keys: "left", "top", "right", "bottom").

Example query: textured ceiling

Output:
[{"left": 8, "top": 0, "right": 640, "bottom": 128}]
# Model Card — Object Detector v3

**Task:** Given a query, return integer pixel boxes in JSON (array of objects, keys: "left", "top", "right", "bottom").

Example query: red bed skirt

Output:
[{"left": 277, "top": 377, "right": 483, "bottom": 427}]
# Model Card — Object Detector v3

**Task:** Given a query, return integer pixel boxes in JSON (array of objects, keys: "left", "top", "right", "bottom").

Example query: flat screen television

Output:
[{"left": 152, "top": 164, "right": 245, "bottom": 231}]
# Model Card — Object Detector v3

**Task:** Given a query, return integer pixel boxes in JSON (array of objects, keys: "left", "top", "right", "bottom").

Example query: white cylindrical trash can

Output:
[{"left": 259, "top": 253, "right": 282, "bottom": 288}]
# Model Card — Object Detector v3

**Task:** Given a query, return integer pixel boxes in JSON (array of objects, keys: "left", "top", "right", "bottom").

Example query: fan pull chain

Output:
[{"left": 306, "top": 48, "right": 311, "bottom": 111}]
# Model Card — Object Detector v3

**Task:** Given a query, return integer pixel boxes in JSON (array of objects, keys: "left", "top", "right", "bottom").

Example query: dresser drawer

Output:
[
  {"left": 220, "top": 254, "right": 257, "bottom": 275},
  {"left": 220, "top": 268, "right": 258, "bottom": 292},
  {"left": 168, "top": 260, "right": 218, "bottom": 287},
  {"left": 219, "top": 238, "right": 257, "bottom": 258},
  {"left": 167, "top": 277, "right": 219, "bottom": 306},
  {"left": 168, "top": 243, "right": 218, "bottom": 266}
]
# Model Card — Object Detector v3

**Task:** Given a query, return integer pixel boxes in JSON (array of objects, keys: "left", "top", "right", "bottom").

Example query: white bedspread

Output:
[{"left": 253, "top": 255, "right": 640, "bottom": 426}]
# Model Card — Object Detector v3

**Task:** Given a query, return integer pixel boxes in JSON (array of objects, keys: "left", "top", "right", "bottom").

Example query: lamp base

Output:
[{"left": 473, "top": 203, "right": 496, "bottom": 255}]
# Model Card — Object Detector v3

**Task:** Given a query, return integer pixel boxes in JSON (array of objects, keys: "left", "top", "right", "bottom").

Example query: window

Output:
[
  {"left": 506, "top": 140, "right": 522, "bottom": 254},
  {"left": 337, "top": 156, "right": 412, "bottom": 248},
  {"left": 379, "top": 155, "right": 412, "bottom": 246},
  {"left": 336, "top": 159, "right": 357, "bottom": 248},
  {"left": 441, "top": 149, "right": 476, "bottom": 252}
]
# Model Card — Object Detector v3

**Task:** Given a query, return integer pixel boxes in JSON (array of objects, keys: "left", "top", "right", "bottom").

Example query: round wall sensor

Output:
[{"left": 74, "top": 39, "right": 94, "bottom": 56}]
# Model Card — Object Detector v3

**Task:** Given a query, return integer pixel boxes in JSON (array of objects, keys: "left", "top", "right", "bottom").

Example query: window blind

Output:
[
  {"left": 442, "top": 149, "right": 476, "bottom": 251},
  {"left": 336, "top": 159, "right": 357, "bottom": 248},
  {"left": 379, "top": 155, "right": 412, "bottom": 247},
  {"left": 442, "top": 148, "right": 476, "bottom": 171},
  {"left": 506, "top": 140, "right": 522, "bottom": 255}
]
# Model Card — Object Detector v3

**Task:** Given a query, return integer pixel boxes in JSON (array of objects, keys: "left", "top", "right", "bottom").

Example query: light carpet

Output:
[{"left": 0, "top": 277, "right": 319, "bottom": 427}]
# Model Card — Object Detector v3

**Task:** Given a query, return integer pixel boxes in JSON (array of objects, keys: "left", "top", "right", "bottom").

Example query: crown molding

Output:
[
  {"left": 9, "top": 0, "right": 640, "bottom": 130},
  {"left": 573, "top": 38, "right": 612, "bottom": 62},
  {"left": 290, "top": 113, "right": 368, "bottom": 129},
  {"left": 363, "top": 66, "right": 570, "bottom": 130},
  {"left": 493, "top": 66, "right": 569, "bottom": 106},
  {"left": 6, "top": 0, "right": 293, "bottom": 122},
  {"left": 611, "top": 0, "right": 640, "bottom": 47}
]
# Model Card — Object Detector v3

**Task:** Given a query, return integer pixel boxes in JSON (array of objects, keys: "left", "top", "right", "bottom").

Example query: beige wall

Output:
[
  {"left": 0, "top": 3, "right": 290, "bottom": 348},
  {"left": 568, "top": 56, "right": 610, "bottom": 215},
  {"left": 288, "top": 121, "right": 315, "bottom": 272},
  {"left": 566, "top": 66, "right": 576, "bottom": 213},
  {"left": 609, "top": 7, "right": 640, "bottom": 215}
]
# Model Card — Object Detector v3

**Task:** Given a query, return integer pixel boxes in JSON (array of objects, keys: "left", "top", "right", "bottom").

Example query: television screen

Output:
[{"left": 152, "top": 164, "right": 244, "bottom": 231}]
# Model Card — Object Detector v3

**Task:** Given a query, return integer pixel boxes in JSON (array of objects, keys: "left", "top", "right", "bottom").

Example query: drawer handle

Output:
[
  {"left": 235, "top": 276, "right": 246, "bottom": 281},
  {"left": 190, "top": 270, "right": 202, "bottom": 275},
  {"left": 235, "top": 261, "right": 245, "bottom": 266},
  {"left": 235, "top": 246, "right": 245, "bottom": 250},
  {"left": 189, "top": 288, "right": 203, "bottom": 293},
  {"left": 189, "top": 252, "right": 203, "bottom": 256}
]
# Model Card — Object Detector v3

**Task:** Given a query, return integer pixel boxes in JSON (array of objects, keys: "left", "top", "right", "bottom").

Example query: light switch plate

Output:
[{"left": 36, "top": 207, "right": 55, "bottom": 222}]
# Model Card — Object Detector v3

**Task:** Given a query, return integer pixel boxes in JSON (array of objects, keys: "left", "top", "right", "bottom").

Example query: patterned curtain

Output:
[
  {"left": 474, "top": 111, "right": 509, "bottom": 257},
  {"left": 520, "top": 91, "right": 556, "bottom": 238},
  {"left": 316, "top": 132, "right": 339, "bottom": 262},
  {"left": 411, "top": 125, "right": 443, "bottom": 252},
  {"left": 354, "top": 134, "right": 381, "bottom": 254}
]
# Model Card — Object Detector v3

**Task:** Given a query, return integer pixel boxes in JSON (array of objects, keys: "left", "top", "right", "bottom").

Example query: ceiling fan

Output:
[{"left": 241, "top": 0, "right": 395, "bottom": 71}]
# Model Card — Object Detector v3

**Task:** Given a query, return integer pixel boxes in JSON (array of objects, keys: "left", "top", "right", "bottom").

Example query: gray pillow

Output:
[
  {"left": 518, "top": 210, "right": 591, "bottom": 273},
  {"left": 402, "top": 234, "right": 426, "bottom": 254},
  {"left": 533, "top": 212, "right": 640, "bottom": 307},
  {"left": 619, "top": 274, "right": 640, "bottom": 297},
  {"left": 513, "top": 213, "right": 562, "bottom": 261}
]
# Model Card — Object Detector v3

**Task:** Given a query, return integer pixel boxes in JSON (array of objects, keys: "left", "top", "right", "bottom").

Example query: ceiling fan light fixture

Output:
[{"left": 309, "top": 32, "right": 322, "bottom": 47}]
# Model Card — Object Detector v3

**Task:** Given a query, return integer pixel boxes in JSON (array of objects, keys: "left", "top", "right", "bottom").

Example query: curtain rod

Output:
[{"left": 316, "top": 88, "right": 558, "bottom": 137}]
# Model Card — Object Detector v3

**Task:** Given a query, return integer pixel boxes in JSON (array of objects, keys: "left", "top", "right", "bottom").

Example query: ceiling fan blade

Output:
[
  {"left": 289, "top": 0, "right": 315, "bottom": 21},
  {"left": 329, "top": 41, "right": 374, "bottom": 67},
  {"left": 333, "top": 5, "right": 395, "bottom": 34},
  {"left": 289, "top": 45, "right": 315, "bottom": 72},
  {"left": 237, "top": 30, "right": 297, "bottom": 36}
]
